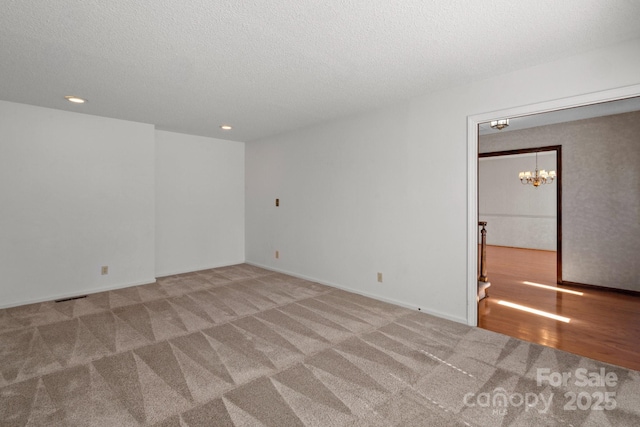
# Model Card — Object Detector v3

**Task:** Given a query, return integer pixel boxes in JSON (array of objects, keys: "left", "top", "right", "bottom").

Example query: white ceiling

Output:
[{"left": 2, "top": 1, "right": 640, "bottom": 142}]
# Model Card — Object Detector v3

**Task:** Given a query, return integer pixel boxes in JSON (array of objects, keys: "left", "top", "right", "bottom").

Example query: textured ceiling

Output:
[{"left": 2, "top": 1, "right": 640, "bottom": 142}]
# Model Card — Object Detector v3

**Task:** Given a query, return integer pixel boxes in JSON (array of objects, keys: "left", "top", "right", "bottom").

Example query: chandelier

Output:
[{"left": 519, "top": 152, "right": 556, "bottom": 187}]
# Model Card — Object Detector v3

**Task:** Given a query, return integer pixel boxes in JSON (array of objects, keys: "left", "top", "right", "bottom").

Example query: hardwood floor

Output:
[{"left": 478, "top": 245, "right": 640, "bottom": 371}]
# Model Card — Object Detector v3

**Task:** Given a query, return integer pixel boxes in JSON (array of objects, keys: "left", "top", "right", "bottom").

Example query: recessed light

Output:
[
  {"left": 65, "top": 95, "right": 87, "bottom": 104},
  {"left": 220, "top": 125, "right": 232, "bottom": 130}
]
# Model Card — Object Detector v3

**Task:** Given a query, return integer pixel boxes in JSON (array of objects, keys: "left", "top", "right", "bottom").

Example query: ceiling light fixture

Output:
[
  {"left": 220, "top": 125, "right": 232, "bottom": 130},
  {"left": 519, "top": 152, "right": 556, "bottom": 187},
  {"left": 490, "top": 118, "right": 509, "bottom": 130},
  {"left": 64, "top": 95, "right": 86, "bottom": 104}
]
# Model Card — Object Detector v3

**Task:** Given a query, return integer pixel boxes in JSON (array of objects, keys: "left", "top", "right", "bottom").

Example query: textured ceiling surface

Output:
[{"left": 2, "top": 1, "right": 640, "bottom": 142}]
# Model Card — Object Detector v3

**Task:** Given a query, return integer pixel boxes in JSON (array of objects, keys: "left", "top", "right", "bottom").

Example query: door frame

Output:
[{"left": 466, "top": 83, "right": 640, "bottom": 326}]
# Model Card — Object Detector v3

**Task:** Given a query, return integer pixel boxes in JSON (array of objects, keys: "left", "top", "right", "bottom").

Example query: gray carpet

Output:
[{"left": 1, "top": 264, "right": 638, "bottom": 426}]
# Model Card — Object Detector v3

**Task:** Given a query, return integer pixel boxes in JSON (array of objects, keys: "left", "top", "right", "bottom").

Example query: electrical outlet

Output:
[
  {"left": 377, "top": 272, "right": 383, "bottom": 283},
  {"left": 101, "top": 266, "right": 109, "bottom": 275},
  {"left": 275, "top": 250, "right": 279, "bottom": 259}
]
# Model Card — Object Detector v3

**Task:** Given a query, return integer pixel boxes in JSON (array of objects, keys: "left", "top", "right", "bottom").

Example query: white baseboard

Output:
[
  {"left": 0, "top": 278, "right": 157, "bottom": 310},
  {"left": 4, "top": 260, "right": 468, "bottom": 327},
  {"left": 155, "top": 259, "right": 246, "bottom": 278},
  {"left": 246, "top": 261, "right": 468, "bottom": 325}
]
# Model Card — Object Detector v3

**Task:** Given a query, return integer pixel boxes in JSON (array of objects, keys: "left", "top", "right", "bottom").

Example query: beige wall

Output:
[{"left": 480, "top": 110, "right": 640, "bottom": 292}]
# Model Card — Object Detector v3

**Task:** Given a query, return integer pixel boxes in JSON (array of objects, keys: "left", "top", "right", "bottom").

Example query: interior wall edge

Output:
[{"left": 155, "top": 260, "right": 247, "bottom": 278}]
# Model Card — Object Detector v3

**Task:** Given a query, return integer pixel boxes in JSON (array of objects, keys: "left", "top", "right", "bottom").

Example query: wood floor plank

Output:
[{"left": 478, "top": 245, "right": 640, "bottom": 371}]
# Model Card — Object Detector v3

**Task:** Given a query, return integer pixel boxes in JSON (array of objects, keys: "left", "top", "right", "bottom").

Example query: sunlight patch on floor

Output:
[
  {"left": 498, "top": 300, "right": 571, "bottom": 323},
  {"left": 523, "top": 281, "right": 584, "bottom": 296}
]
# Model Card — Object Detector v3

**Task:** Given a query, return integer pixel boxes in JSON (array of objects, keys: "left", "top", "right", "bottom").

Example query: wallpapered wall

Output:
[
  {"left": 479, "top": 151, "right": 557, "bottom": 251},
  {"left": 480, "top": 110, "right": 640, "bottom": 292}
]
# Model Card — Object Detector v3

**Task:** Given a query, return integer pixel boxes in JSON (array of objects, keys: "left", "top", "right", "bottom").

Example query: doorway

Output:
[
  {"left": 477, "top": 146, "right": 563, "bottom": 347},
  {"left": 466, "top": 85, "right": 640, "bottom": 326},
  {"left": 478, "top": 146, "right": 561, "bottom": 282},
  {"left": 467, "top": 90, "right": 640, "bottom": 370}
]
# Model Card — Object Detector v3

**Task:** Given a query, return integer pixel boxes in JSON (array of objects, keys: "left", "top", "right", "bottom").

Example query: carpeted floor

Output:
[{"left": 1, "top": 264, "right": 639, "bottom": 426}]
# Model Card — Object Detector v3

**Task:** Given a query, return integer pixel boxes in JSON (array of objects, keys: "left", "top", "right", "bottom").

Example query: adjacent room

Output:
[
  {"left": 1, "top": 1, "right": 639, "bottom": 426},
  {"left": 477, "top": 100, "right": 640, "bottom": 370}
]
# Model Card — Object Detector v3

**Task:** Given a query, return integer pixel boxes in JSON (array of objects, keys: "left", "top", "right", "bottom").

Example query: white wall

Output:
[
  {"left": 245, "top": 37, "right": 640, "bottom": 323},
  {"left": 155, "top": 130, "right": 245, "bottom": 276},
  {"left": 479, "top": 153, "right": 557, "bottom": 250},
  {"left": 0, "top": 101, "right": 156, "bottom": 308}
]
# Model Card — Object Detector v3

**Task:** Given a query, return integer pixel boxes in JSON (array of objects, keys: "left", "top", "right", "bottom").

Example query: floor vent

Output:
[{"left": 55, "top": 295, "right": 88, "bottom": 303}]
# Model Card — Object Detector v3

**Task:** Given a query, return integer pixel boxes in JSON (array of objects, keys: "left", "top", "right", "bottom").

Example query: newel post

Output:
[{"left": 478, "top": 221, "right": 488, "bottom": 282}]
